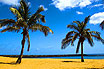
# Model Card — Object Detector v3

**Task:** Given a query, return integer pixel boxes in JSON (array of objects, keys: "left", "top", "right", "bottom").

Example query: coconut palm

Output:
[
  {"left": 0, "top": 0, "right": 53, "bottom": 64},
  {"left": 61, "top": 16, "right": 103, "bottom": 62}
]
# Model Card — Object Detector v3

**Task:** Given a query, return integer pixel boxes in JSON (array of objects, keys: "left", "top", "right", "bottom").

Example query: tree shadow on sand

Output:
[
  {"left": 0, "top": 61, "right": 16, "bottom": 65},
  {"left": 87, "top": 67, "right": 104, "bottom": 69},
  {"left": 62, "top": 61, "right": 79, "bottom": 63}
]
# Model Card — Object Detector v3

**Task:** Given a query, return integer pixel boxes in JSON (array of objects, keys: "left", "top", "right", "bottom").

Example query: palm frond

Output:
[
  {"left": 10, "top": 7, "right": 22, "bottom": 19},
  {"left": 19, "top": 0, "right": 29, "bottom": 21},
  {"left": 61, "top": 38, "right": 72, "bottom": 49},
  {"left": 85, "top": 29, "right": 90, "bottom": 31},
  {"left": 91, "top": 31, "right": 103, "bottom": 43},
  {"left": 40, "top": 14, "right": 46, "bottom": 23},
  {"left": 0, "top": 19, "right": 16, "bottom": 27},
  {"left": 71, "top": 33, "right": 79, "bottom": 45},
  {"left": 30, "top": 24, "right": 53, "bottom": 36},
  {"left": 90, "top": 31, "right": 100, "bottom": 37},
  {"left": 1, "top": 26, "right": 20, "bottom": 33},
  {"left": 80, "top": 15, "right": 90, "bottom": 33},
  {"left": 84, "top": 15, "right": 90, "bottom": 24},
  {"left": 86, "top": 32, "right": 94, "bottom": 46},
  {"left": 73, "top": 21, "right": 81, "bottom": 28},
  {"left": 16, "top": 21, "right": 27, "bottom": 28},
  {"left": 91, "top": 35, "right": 101, "bottom": 40},
  {"left": 28, "top": 6, "right": 44, "bottom": 25},
  {"left": 73, "top": 21, "right": 81, "bottom": 25},
  {"left": 32, "top": 14, "right": 46, "bottom": 24},
  {"left": 67, "top": 24, "right": 79, "bottom": 32},
  {"left": 66, "top": 31, "right": 77, "bottom": 39}
]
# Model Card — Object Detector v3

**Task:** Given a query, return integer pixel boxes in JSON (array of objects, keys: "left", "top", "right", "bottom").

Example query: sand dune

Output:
[{"left": 0, "top": 56, "right": 104, "bottom": 69}]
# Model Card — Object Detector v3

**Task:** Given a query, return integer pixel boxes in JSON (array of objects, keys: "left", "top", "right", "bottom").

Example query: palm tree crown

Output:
[
  {"left": 0, "top": 0, "right": 53, "bottom": 64},
  {"left": 0, "top": 0, "right": 53, "bottom": 51},
  {"left": 62, "top": 16, "right": 103, "bottom": 62}
]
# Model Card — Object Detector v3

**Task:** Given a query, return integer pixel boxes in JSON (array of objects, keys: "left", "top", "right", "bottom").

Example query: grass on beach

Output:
[{"left": 0, "top": 56, "right": 104, "bottom": 69}]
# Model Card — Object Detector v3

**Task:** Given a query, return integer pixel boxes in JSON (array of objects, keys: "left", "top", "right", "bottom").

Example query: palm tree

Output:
[
  {"left": 61, "top": 16, "right": 103, "bottom": 62},
  {"left": 0, "top": 0, "right": 53, "bottom": 64}
]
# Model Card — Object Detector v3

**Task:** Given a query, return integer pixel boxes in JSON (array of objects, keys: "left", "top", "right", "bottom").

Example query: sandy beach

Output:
[{"left": 0, "top": 56, "right": 104, "bottom": 69}]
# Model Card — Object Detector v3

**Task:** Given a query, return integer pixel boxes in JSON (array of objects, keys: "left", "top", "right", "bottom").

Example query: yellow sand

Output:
[{"left": 0, "top": 56, "right": 104, "bottom": 69}]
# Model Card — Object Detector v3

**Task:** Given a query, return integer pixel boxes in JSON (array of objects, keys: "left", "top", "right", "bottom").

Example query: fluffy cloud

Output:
[
  {"left": 39, "top": 5, "right": 48, "bottom": 11},
  {"left": 51, "top": 0, "right": 98, "bottom": 11},
  {"left": 0, "top": 0, "right": 20, "bottom": 5},
  {"left": 79, "top": 0, "right": 92, "bottom": 8},
  {"left": 89, "top": 12, "right": 104, "bottom": 25},
  {"left": 76, "top": 11, "right": 83, "bottom": 15}
]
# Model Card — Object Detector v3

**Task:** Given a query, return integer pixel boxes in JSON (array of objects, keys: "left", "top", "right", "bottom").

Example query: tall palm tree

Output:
[
  {"left": 0, "top": 0, "right": 53, "bottom": 64},
  {"left": 61, "top": 16, "right": 103, "bottom": 62}
]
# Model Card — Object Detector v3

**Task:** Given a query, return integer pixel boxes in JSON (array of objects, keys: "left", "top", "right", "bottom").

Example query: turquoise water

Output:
[{"left": 37, "top": 56, "right": 104, "bottom": 59}]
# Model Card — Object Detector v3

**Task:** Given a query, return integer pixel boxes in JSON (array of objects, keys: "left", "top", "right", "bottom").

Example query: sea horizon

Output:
[{"left": 1, "top": 54, "right": 104, "bottom": 59}]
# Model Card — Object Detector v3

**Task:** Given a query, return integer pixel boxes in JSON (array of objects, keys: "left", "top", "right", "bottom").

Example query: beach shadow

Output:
[
  {"left": 87, "top": 68, "right": 104, "bottom": 69},
  {"left": 0, "top": 61, "right": 16, "bottom": 65},
  {"left": 62, "top": 61, "right": 79, "bottom": 63}
]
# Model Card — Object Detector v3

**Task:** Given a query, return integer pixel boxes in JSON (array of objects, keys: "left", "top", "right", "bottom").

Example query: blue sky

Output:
[{"left": 0, "top": 0, "right": 104, "bottom": 55}]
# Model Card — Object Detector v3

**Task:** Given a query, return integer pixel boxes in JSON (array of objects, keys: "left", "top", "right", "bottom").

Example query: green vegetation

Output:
[
  {"left": 0, "top": 0, "right": 53, "bottom": 64},
  {"left": 61, "top": 16, "right": 103, "bottom": 62}
]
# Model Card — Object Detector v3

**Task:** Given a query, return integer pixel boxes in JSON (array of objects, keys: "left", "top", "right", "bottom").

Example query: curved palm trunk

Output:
[
  {"left": 16, "top": 33, "right": 25, "bottom": 64},
  {"left": 81, "top": 41, "right": 84, "bottom": 62}
]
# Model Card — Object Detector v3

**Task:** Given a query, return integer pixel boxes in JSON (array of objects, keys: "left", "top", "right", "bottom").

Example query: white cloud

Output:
[
  {"left": 39, "top": 5, "right": 48, "bottom": 11},
  {"left": 79, "top": 0, "right": 91, "bottom": 8},
  {"left": 76, "top": 11, "right": 83, "bottom": 14},
  {"left": 0, "top": 0, "right": 20, "bottom": 5},
  {"left": 90, "top": 12, "right": 104, "bottom": 25},
  {"left": 51, "top": 0, "right": 98, "bottom": 11},
  {"left": 88, "top": 4, "right": 103, "bottom": 8},
  {"left": 92, "top": 4, "right": 103, "bottom": 7}
]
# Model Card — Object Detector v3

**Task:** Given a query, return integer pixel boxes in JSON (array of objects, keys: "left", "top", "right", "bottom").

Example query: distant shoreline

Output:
[{"left": 0, "top": 54, "right": 104, "bottom": 58}]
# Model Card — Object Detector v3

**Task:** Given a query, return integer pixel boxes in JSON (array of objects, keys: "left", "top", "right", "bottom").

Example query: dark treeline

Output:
[{"left": 0, "top": 54, "right": 104, "bottom": 58}]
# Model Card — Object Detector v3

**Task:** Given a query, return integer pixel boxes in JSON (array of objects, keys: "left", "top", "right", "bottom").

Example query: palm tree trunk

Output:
[
  {"left": 81, "top": 41, "right": 84, "bottom": 62},
  {"left": 16, "top": 34, "right": 25, "bottom": 64}
]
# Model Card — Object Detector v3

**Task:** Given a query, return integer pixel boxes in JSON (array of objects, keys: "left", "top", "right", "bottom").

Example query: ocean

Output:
[{"left": 37, "top": 56, "right": 104, "bottom": 59}]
